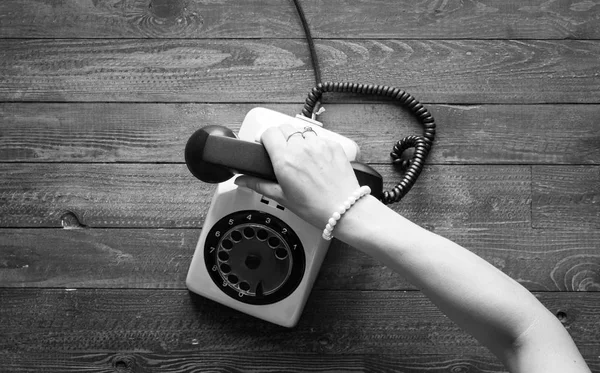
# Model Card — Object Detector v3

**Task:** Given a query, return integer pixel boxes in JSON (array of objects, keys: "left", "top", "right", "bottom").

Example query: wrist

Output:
[
  {"left": 322, "top": 186, "right": 371, "bottom": 240},
  {"left": 331, "top": 195, "right": 386, "bottom": 244},
  {"left": 332, "top": 195, "right": 427, "bottom": 255}
]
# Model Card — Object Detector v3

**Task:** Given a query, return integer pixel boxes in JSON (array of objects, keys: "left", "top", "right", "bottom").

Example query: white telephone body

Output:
[{"left": 186, "top": 108, "right": 361, "bottom": 327}]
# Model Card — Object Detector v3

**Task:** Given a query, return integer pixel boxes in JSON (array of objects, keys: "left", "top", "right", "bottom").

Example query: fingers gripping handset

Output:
[
  {"left": 184, "top": 111, "right": 383, "bottom": 200},
  {"left": 184, "top": 108, "right": 382, "bottom": 328}
]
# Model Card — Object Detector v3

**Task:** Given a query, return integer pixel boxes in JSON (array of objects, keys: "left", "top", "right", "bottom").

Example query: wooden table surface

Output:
[{"left": 1, "top": 1, "right": 599, "bottom": 372}]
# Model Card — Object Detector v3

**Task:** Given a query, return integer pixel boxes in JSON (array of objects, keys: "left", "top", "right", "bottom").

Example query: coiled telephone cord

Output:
[{"left": 291, "top": 0, "right": 436, "bottom": 205}]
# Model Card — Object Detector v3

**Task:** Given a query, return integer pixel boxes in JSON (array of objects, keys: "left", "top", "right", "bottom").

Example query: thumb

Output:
[{"left": 234, "top": 175, "right": 284, "bottom": 202}]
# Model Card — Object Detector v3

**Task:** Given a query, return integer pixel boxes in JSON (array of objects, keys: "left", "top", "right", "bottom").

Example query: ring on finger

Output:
[
  {"left": 286, "top": 131, "right": 304, "bottom": 142},
  {"left": 301, "top": 126, "right": 317, "bottom": 137}
]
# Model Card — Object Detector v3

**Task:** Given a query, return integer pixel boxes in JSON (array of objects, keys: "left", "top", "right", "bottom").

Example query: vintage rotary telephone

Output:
[{"left": 183, "top": 1, "right": 436, "bottom": 327}]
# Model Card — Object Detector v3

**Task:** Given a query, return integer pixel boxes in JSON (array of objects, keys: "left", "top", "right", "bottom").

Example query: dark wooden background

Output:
[{"left": 1, "top": 0, "right": 599, "bottom": 372}]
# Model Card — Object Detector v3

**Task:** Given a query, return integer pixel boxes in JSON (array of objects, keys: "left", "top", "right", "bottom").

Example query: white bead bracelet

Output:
[{"left": 322, "top": 185, "right": 371, "bottom": 241}]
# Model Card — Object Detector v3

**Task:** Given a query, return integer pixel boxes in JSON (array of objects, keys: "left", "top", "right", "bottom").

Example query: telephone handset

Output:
[{"left": 184, "top": 123, "right": 384, "bottom": 199}]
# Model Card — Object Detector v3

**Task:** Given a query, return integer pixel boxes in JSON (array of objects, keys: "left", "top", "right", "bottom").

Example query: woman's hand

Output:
[{"left": 234, "top": 123, "right": 360, "bottom": 229}]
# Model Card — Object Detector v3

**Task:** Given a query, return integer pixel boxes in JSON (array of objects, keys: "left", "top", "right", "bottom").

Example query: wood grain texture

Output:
[
  {"left": 1, "top": 289, "right": 598, "bottom": 356},
  {"left": 0, "top": 351, "right": 514, "bottom": 373},
  {"left": 1, "top": 228, "right": 599, "bottom": 292},
  {"left": 2, "top": 0, "right": 600, "bottom": 39},
  {"left": 0, "top": 39, "right": 313, "bottom": 103},
  {"left": 0, "top": 164, "right": 530, "bottom": 228},
  {"left": 3, "top": 39, "right": 600, "bottom": 103},
  {"left": 0, "top": 228, "right": 195, "bottom": 289},
  {"left": 0, "top": 0, "right": 302, "bottom": 39},
  {"left": 533, "top": 166, "right": 600, "bottom": 229},
  {"left": 2, "top": 103, "right": 600, "bottom": 164},
  {"left": 303, "top": 0, "right": 600, "bottom": 40},
  {"left": 1, "top": 1, "right": 598, "bottom": 372},
  {"left": 0, "top": 164, "right": 213, "bottom": 228}
]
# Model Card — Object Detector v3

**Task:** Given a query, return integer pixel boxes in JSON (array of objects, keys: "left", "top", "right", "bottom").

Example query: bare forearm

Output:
[
  {"left": 335, "top": 196, "right": 535, "bottom": 345},
  {"left": 334, "top": 196, "right": 589, "bottom": 371}
]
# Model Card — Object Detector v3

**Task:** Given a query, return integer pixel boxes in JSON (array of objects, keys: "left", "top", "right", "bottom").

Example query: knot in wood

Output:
[{"left": 60, "top": 210, "right": 86, "bottom": 229}]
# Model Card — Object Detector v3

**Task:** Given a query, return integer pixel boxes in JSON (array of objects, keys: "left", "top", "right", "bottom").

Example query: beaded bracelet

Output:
[{"left": 322, "top": 186, "right": 371, "bottom": 241}]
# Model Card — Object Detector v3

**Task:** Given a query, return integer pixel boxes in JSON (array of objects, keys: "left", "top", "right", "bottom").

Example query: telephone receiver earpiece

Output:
[{"left": 185, "top": 125, "right": 384, "bottom": 199}]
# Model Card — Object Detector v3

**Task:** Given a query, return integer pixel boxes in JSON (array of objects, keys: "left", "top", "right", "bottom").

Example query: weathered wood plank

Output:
[
  {"left": 396, "top": 165, "right": 530, "bottom": 229},
  {"left": 0, "top": 39, "right": 313, "bottom": 103},
  {"left": 0, "top": 164, "right": 530, "bottom": 228},
  {"left": 319, "top": 40, "right": 600, "bottom": 104},
  {"left": 0, "top": 228, "right": 194, "bottom": 289},
  {"left": 2, "top": 0, "right": 600, "bottom": 40},
  {"left": 0, "top": 289, "right": 597, "bottom": 359},
  {"left": 304, "top": 0, "right": 600, "bottom": 40},
  {"left": 0, "top": 164, "right": 213, "bottom": 228},
  {"left": 1, "top": 228, "right": 599, "bottom": 292},
  {"left": 0, "top": 351, "right": 514, "bottom": 373},
  {"left": 2, "top": 352, "right": 599, "bottom": 373},
  {"left": 2, "top": 103, "right": 600, "bottom": 165},
  {"left": 0, "top": 0, "right": 301, "bottom": 39},
  {"left": 533, "top": 166, "right": 600, "bottom": 229},
  {"left": 0, "top": 103, "right": 297, "bottom": 163},
  {"left": 2, "top": 39, "right": 600, "bottom": 103},
  {"left": 322, "top": 104, "right": 600, "bottom": 165}
]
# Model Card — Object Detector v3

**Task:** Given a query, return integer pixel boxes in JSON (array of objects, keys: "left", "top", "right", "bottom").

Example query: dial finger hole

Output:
[
  {"left": 245, "top": 254, "right": 261, "bottom": 270},
  {"left": 243, "top": 227, "right": 255, "bottom": 239},
  {"left": 239, "top": 281, "right": 250, "bottom": 292},
  {"left": 275, "top": 248, "right": 288, "bottom": 260},
  {"left": 227, "top": 274, "right": 238, "bottom": 284},
  {"left": 268, "top": 236, "right": 280, "bottom": 248},
  {"left": 220, "top": 263, "right": 231, "bottom": 274},
  {"left": 221, "top": 239, "right": 233, "bottom": 250},
  {"left": 218, "top": 251, "right": 229, "bottom": 261},
  {"left": 230, "top": 230, "right": 242, "bottom": 242},
  {"left": 256, "top": 229, "right": 268, "bottom": 241}
]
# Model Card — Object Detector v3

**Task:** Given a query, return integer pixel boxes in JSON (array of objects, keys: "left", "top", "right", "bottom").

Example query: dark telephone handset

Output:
[{"left": 184, "top": 125, "right": 384, "bottom": 200}]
